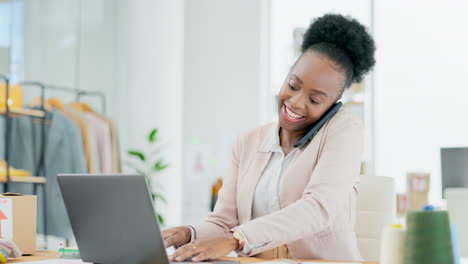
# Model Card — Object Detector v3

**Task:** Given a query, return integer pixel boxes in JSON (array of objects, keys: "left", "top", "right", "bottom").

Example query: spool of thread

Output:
[
  {"left": 380, "top": 224, "right": 406, "bottom": 264},
  {"left": 404, "top": 208, "right": 454, "bottom": 264}
]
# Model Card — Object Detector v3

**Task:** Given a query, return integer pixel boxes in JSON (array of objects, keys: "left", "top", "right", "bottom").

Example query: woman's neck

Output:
[{"left": 279, "top": 127, "right": 305, "bottom": 155}]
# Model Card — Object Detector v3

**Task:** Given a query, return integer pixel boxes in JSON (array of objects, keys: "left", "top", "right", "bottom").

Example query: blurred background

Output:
[{"left": 1, "top": 0, "right": 468, "bottom": 249}]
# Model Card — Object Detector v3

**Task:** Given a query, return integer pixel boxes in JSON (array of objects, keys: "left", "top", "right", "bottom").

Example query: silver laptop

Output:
[{"left": 58, "top": 174, "right": 240, "bottom": 264}]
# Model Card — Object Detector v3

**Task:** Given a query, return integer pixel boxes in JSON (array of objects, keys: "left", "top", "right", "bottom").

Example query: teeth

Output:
[{"left": 285, "top": 106, "right": 303, "bottom": 119}]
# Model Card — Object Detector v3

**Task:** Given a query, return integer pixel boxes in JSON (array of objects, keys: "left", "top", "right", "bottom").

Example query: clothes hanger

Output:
[
  {"left": 69, "top": 101, "right": 94, "bottom": 112},
  {"left": 47, "top": 97, "right": 65, "bottom": 110},
  {"left": 29, "top": 97, "right": 53, "bottom": 112},
  {"left": 29, "top": 97, "right": 52, "bottom": 124}
]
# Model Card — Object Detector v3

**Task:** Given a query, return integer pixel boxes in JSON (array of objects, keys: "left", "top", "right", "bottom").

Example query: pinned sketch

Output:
[
  {"left": 0, "top": 198, "right": 12, "bottom": 239},
  {"left": 185, "top": 143, "right": 212, "bottom": 180}
]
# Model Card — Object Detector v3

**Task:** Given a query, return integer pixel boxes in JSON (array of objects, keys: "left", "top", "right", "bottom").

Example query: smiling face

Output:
[{"left": 278, "top": 51, "right": 347, "bottom": 134}]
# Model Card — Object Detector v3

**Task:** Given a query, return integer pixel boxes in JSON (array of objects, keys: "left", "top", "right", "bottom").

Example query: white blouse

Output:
[
  {"left": 252, "top": 124, "right": 298, "bottom": 219},
  {"left": 241, "top": 123, "right": 298, "bottom": 253}
]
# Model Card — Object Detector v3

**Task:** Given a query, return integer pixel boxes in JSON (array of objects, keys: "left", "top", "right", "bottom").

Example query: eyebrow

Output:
[{"left": 291, "top": 74, "right": 329, "bottom": 98}]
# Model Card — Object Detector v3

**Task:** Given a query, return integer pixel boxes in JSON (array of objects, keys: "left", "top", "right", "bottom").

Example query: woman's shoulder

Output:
[
  {"left": 233, "top": 108, "right": 362, "bottom": 150},
  {"left": 326, "top": 108, "right": 363, "bottom": 131},
  {"left": 234, "top": 123, "right": 276, "bottom": 150}
]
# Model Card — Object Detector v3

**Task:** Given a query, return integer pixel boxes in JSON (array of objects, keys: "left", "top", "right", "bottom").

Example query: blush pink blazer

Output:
[{"left": 192, "top": 109, "right": 363, "bottom": 261}]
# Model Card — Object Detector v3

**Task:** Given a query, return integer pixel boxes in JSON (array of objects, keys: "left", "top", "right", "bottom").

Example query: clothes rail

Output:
[
  {"left": 21, "top": 82, "right": 107, "bottom": 114},
  {"left": 3, "top": 80, "right": 47, "bottom": 189},
  {"left": 76, "top": 90, "right": 106, "bottom": 114}
]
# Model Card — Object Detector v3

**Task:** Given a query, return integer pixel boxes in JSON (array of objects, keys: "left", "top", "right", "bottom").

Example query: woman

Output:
[{"left": 163, "top": 13, "right": 375, "bottom": 261}]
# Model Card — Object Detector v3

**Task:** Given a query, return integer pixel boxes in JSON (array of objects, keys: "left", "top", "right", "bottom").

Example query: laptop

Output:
[{"left": 58, "top": 174, "right": 240, "bottom": 264}]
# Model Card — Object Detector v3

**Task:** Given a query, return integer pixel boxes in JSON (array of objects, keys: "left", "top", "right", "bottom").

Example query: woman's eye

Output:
[
  {"left": 309, "top": 97, "right": 319, "bottom": 104},
  {"left": 289, "top": 85, "right": 298, "bottom": 91}
]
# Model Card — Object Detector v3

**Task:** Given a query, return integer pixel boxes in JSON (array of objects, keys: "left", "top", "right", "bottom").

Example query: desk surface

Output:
[{"left": 10, "top": 251, "right": 377, "bottom": 263}]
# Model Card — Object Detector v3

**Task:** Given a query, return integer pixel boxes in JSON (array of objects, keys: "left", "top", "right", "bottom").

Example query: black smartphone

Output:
[{"left": 294, "top": 101, "right": 343, "bottom": 148}]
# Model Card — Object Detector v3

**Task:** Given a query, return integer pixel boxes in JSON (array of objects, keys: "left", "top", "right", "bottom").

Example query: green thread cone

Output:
[{"left": 404, "top": 210, "right": 454, "bottom": 264}]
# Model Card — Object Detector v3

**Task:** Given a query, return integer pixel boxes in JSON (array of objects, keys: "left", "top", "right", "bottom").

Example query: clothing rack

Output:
[
  {"left": 1, "top": 76, "right": 108, "bottom": 241},
  {"left": 20, "top": 82, "right": 107, "bottom": 114},
  {"left": 1, "top": 76, "right": 49, "bottom": 240},
  {"left": 2, "top": 78, "right": 47, "bottom": 190},
  {"left": 76, "top": 90, "right": 107, "bottom": 114}
]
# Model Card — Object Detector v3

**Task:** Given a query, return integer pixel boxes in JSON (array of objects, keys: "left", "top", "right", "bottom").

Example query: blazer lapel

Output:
[{"left": 238, "top": 150, "right": 272, "bottom": 222}]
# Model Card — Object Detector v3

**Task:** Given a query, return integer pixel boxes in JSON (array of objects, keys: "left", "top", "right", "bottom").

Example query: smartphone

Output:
[{"left": 294, "top": 101, "right": 343, "bottom": 148}]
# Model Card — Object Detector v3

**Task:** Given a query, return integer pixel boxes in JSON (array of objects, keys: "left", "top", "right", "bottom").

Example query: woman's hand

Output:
[
  {"left": 169, "top": 237, "right": 239, "bottom": 262},
  {"left": 162, "top": 226, "right": 192, "bottom": 248}
]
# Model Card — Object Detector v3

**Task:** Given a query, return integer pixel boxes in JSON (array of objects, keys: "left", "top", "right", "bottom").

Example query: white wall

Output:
[
  {"left": 374, "top": 0, "right": 468, "bottom": 203},
  {"left": 183, "top": 0, "right": 262, "bottom": 224},
  {"left": 24, "top": 0, "right": 80, "bottom": 91},
  {"left": 117, "top": 0, "right": 184, "bottom": 226}
]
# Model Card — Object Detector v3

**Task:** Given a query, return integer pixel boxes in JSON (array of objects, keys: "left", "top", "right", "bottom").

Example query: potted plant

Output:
[{"left": 127, "top": 128, "right": 169, "bottom": 225}]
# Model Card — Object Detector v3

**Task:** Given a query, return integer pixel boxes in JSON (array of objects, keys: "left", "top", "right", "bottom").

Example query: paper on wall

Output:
[{"left": 0, "top": 198, "right": 12, "bottom": 239}]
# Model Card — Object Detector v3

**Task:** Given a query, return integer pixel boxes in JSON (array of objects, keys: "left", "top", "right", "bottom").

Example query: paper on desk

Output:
[{"left": 11, "top": 259, "right": 91, "bottom": 264}]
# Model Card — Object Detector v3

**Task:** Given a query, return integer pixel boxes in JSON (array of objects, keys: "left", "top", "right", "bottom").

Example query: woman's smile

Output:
[{"left": 282, "top": 104, "right": 306, "bottom": 123}]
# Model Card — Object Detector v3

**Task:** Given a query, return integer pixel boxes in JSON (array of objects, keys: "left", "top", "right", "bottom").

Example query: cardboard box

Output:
[
  {"left": 396, "top": 193, "right": 409, "bottom": 215},
  {"left": 407, "top": 172, "right": 430, "bottom": 193},
  {"left": 0, "top": 193, "right": 36, "bottom": 254},
  {"left": 409, "top": 191, "right": 429, "bottom": 210}
]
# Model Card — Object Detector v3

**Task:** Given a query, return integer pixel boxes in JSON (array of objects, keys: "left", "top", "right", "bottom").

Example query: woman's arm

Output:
[
  {"left": 234, "top": 119, "right": 363, "bottom": 256},
  {"left": 191, "top": 135, "right": 242, "bottom": 241}
]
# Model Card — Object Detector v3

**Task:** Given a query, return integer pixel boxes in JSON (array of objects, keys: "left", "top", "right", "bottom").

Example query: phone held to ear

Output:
[{"left": 293, "top": 101, "right": 343, "bottom": 148}]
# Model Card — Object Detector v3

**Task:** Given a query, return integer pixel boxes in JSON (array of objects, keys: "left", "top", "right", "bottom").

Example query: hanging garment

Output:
[
  {"left": 47, "top": 98, "right": 95, "bottom": 173},
  {"left": 31, "top": 109, "right": 86, "bottom": 239},
  {"left": 0, "top": 115, "right": 36, "bottom": 195},
  {"left": 60, "top": 108, "right": 95, "bottom": 173},
  {"left": 0, "top": 115, "right": 36, "bottom": 174},
  {"left": 66, "top": 106, "right": 101, "bottom": 173},
  {"left": 84, "top": 112, "right": 113, "bottom": 174},
  {"left": 92, "top": 112, "right": 121, "bottom": 173}
]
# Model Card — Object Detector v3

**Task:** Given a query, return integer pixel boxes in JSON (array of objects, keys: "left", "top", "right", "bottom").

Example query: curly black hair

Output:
[{"left": 301, "top": 13, "right": 376, "bottom": 88}]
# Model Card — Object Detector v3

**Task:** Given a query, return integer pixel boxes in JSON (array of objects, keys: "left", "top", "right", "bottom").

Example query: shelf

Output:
[
  {"left": 0, "top": 108, "right": 45, "bottom": 117},
  {"left": 0, "top": 176, "right": 47, "bottom": 184}
]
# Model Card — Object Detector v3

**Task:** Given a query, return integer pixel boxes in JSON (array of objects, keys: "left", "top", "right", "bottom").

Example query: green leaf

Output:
[
  {"left": 153, "top": 160, "right": 169, "bottom": 171},
  {"left": 149, "top": 129, "right": 158, "bottom": 143},
  {"left": 128, "top": 150, "right": 145, "bottom": 161},
  {"left": 157, "top": 213, "right": 164, "bottom": 225},
  {"left": 153, "top": 193, "right": 167, "bottom": 204}
]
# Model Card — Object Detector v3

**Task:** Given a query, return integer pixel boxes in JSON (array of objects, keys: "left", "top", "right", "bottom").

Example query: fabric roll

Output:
[{"left": 380, "top": 224, "right": 405, "bottom": 264}]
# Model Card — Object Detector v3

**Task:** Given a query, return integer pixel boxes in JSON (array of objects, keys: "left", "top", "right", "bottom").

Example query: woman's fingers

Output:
[
  {"left": 170, "top": 238, "right": 236, "bottom": 262},
  {"left": 192, "top": 249, "right": 215, "bottom": 262},
  {"left": 163, "top": 233, "right": 178, "bottom": 248},
  {"left": 163, "top": 227, "right": 191, "bottom": 248},
  {"left": 163, "top": 229, "right": 184, "bottom": 248},
  {"left": 170, "top": 242, "right": 205, "bottom": 262}
]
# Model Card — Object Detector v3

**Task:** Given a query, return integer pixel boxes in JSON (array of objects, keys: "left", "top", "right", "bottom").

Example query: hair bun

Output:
[{"left": 301, "top": 13, "right": 376, "bottom": 84}]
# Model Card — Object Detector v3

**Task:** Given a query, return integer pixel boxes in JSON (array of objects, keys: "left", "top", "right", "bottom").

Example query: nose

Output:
[{"left": 288, "top": 90, "right": 307, "bottom": 110}]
